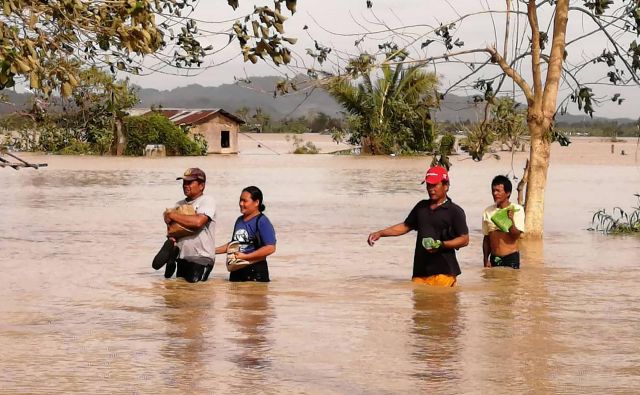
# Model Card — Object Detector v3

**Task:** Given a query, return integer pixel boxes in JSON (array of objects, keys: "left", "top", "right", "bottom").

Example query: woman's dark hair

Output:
[{"left": 243, "top": 186, "right": 266, "bottom": 212}]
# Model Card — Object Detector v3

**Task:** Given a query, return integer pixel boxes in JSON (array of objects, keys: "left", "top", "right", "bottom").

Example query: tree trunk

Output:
[
  {"left": 516, "top": 159, "right": 529, "bottom": 205},
  {"left": 114, "top": 118, "right": 125, "bottom": 156},
  {"left": 521, "top": 0, "right": 567, "bottom": 238},
  {"left": 524, "top": 120, "right": 551, "bottom": 237}
]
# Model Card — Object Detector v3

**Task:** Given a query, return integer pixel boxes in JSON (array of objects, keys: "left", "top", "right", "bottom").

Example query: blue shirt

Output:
[{"left": 232, "top": 214, "right": 276, "bottom": 254}]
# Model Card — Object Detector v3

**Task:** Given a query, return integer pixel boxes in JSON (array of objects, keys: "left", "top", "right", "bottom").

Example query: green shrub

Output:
[
  {"left": 38, "top": 125, "right": 75, "bottom": 153},
  {"left": 192, "top": 132, "right": 208, "bottom": 154},
  {"left": 59, "top": 140, "right": 94, "bottom": 155},
  {"left": 124, "top": 114, "right": 206, "bottom": 156},
  {"left": 123, "top": 115, "right": 160, "bottom": 155},
  {"left": 86, "top": 126, "right": 114, "bottom": 155},
  {"left": 293, "top": 141, "right": 320, "bottom": 154},
  {"left": 288, "top": 134, "right": 320, "bottom": 154}
]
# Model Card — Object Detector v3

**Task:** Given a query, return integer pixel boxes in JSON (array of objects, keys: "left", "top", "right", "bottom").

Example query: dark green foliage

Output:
[
  {"left": 551, "top": 130, "right": 571, "bottom": 146},
  {"left": 59, "top": 141, "right": 94, "bottom": 155},
  {"left": 123, "top": 114, "right": 205, "bottom": 156},
  {"left": 123, "top": 115, "right": 160, "bottom": 155},
  {"left": 431, "top": 133, "right": 456, "bottom": 169},
  {"left": 571, "top": 87, "right": 596, "bottom": 118},
  {"left": 327, "top": 61, "right": 438, "bottom": 155},
  {"left": 37, "top": 125, "right": 77, "bottom": 153}
]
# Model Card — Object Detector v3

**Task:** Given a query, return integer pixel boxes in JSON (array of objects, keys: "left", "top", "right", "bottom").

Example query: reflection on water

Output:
[
  {"left": 159, "top": 281, "right": 211, "bottom": 389},
  {"left": 226, "top": 285, "right": 273, "bottom": 371},
  {"left": 1, "top": 154, "right": 639, "bottom": 393},
  {"left": 410, "top": 288, "right": 462, "bottom": 384}
]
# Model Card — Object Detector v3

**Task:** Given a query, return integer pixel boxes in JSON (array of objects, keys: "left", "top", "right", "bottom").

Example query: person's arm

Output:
[
  {"left": 441, "top": 234, "right": 469, "bottom": 250},
  {"left": 165, "top": 211, "right": 209, "bottom": 230},
  {"left": 236, "top": 245, "right": 276, "bottom": 263},
  {"left": 367, "top": 223, "right": 411, "bottom": 246},
  {"left": 507, "top": 208, "right": 523, "bottom": 239},
  {"left": 483, "top": 235, "right": 491, "bottom": 267},
  {"left": 215, "top": 242, "right": 230, "bottom": 255}
]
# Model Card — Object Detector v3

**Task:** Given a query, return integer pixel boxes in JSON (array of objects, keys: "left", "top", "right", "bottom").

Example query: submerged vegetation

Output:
[
  {"left": 589, "top": 194, "right": 640, "bottom": 234},
  {"left": 286, "top": 134, "right": 320, "bottom": 154}
]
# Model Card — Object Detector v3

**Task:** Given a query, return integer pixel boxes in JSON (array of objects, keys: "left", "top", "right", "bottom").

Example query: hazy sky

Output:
[{"left": 129, "top": 1, "right": 639, "bottom": 119}]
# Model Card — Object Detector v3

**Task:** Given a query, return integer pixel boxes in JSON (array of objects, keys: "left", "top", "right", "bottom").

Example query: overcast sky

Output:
[{"left": 129, "top": 0, "right": 639, "bottom": 119}]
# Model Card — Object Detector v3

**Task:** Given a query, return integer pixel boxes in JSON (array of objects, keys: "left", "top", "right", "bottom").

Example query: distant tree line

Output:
[
  {"left": 555, "top": 119, "right": 640, "bottom": 139},
  {"left": 0, "top": 68, "right": 635, "bottom": 157},
  {"left": 0, "top": 68, "right": 206, "bottom": 156},
  {"left": 234, "top": 106, "right": 344, "bottom": 134}
]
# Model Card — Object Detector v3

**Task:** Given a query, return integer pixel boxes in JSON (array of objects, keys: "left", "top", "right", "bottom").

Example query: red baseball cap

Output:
[{"left": 422, "top": 166, "right": 449, "bottom": 184}]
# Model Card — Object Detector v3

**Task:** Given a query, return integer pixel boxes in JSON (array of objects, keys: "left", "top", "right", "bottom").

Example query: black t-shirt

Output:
[{"left": 404, "top": 198, "right": 468, "bottom": 277}]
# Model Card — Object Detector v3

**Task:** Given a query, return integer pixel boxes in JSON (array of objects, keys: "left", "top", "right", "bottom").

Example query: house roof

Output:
[{"left": 140, "top": 108, "right": 245, "bottom": 125}]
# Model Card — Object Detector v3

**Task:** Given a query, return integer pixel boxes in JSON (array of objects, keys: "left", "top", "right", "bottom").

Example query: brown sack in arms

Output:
[{"left": 166, "top": 204, "right": 197, "bottom": 239}]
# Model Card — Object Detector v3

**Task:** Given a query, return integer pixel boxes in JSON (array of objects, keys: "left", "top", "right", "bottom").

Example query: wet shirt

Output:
[
  {"left": 404, "top": 198, "right": 468, "bottom": 277},
  {"left": 175, "top": 195, "right": 216, "bottom": 266},
  {"left": 232, "top": 214, "right": 276, "bottom": 255}
]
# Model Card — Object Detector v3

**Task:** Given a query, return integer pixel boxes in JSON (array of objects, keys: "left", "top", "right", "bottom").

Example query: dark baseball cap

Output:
[{"left": 177, "top": 167, "right": 206, "bottom": 182}]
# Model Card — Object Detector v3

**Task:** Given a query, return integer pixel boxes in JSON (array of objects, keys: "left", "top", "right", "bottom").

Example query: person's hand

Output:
[
  {"left": 235, "top": 252, "right": 248, "bottom": 260},
  {"left": 163, "top": 210, "right": 174, "bottom": 224},
  {"left": 425, "top": 243, "right": 441, "bottom": 253},
  {"left": 507, "top": 207, "right": 515, "bottom": 221},
  {"left": 484, "top": 260, "right": 491, "bottom": 268},
  {"left": 422, "top": 238, "right": 442, "bottom": 253},
  {"left": 367, "top": 232, "right": 381, "bottom": 246}
]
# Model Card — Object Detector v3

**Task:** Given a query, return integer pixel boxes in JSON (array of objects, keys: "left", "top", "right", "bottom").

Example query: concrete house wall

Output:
[{"left": 190, "top": 113, "right": 240, "bottom": 154}]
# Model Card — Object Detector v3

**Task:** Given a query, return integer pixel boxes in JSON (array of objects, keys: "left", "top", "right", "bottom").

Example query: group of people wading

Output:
[
  {"left": 153, "top": 166, "right": 524, "bottom": 286},
  {"left": 152, "top": 167, "right": 276, "bottom": 283}
]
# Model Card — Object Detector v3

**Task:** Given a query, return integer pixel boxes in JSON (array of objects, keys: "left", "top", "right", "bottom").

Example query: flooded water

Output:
[{"left": 1, "top": 151, "right": 639, "bottom": 394}]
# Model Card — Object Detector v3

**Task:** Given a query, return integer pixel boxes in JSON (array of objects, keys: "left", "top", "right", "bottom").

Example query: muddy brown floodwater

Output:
[{"left": 1, "top": 138, "right": 639, "bottom": 393}]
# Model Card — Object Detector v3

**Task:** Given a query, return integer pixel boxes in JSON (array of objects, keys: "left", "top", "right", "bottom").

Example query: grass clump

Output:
[{"left": 589, "top": 194, "right": 640, "bottom": 234}]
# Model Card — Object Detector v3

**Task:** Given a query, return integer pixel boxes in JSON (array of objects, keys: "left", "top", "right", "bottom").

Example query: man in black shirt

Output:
[{"left": 367, "top": 166, "right": 469, "bottom": 286}]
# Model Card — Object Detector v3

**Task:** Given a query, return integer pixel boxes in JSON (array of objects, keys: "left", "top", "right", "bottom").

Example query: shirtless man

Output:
[{"left": 482, "top": 175, "right": 525, "bottom": 269}]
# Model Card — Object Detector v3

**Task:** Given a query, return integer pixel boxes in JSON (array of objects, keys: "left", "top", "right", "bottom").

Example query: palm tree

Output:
[{"left": 327, "top": 63, "right": 438, "bottom": 154}]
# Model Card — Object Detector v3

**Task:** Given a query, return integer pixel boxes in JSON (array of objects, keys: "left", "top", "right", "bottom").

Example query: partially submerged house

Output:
[{"left": 142, "top": 108, "right": 245, "bottom": 154}]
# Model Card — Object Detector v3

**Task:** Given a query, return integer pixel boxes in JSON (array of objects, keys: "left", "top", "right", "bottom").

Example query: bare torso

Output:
[{"left": 488, "top": 230, "right": 519, "bottom": 257}]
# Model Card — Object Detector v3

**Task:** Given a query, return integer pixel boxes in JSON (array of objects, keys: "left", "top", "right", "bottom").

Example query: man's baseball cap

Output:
[
  {"left": 421, "top": 166, "right": 449, "bottom": 184},
  {"left": 177, "top": 167, "right": 206, "bottom": 182}
]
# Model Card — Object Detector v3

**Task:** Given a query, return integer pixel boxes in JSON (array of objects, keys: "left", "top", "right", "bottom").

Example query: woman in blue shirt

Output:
[{"left": 216, "top": 186, "right": 276, "bottom": 282}]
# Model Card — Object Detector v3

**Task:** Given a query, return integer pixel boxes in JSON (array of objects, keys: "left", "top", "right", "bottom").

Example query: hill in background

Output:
[{"left": 1, "top": 75, "right": 635, "bottom": 124}]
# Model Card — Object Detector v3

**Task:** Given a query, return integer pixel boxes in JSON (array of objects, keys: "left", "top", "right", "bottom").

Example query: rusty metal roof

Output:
[{"left": 141, "top": 108, "right": 245, "bottom": 125}]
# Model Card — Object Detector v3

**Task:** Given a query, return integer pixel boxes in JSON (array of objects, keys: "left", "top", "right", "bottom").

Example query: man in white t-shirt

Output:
[
  {"left": 482, "top": 175, "right": 525, "bottom": 269},
  {"left": 152, "top": 167, "right": 216, "bottom": 282}
]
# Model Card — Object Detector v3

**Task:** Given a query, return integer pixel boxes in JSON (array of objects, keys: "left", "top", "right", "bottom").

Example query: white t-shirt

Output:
[
  {"left": 482, "top": 203, "right": 525, "bottom": 235},
  {"left": 174, "top": 195, "right": 216, "bottom": 266}
]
